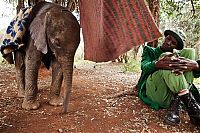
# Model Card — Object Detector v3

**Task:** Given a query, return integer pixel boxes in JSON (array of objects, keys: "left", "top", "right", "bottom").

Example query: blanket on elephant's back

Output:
[
  {"left": 79, "top": 0, "right": 162, "bottom": 62},
  {"left": 0, "top": 6, "right": 32, "bottom": 57}
]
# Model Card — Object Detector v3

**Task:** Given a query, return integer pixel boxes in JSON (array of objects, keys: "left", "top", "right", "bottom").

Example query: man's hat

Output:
[{"left": 164, "top": 29, "right": 186, "bottom": 50}]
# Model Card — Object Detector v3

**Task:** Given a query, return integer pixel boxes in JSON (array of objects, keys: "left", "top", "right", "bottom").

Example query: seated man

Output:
[{"left": 137, "top": 29, "right": 200, "bottom": 126}]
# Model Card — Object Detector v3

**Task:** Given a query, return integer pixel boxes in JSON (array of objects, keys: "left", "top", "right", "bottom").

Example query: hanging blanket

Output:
[
  {"left": 0, "top": 6, "right": 32, "bottom": 57},
  {"left": 79, "top": 0, "right": 162, "bottom": 62}
]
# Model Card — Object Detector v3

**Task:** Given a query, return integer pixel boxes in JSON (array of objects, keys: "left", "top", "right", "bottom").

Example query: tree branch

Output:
[{"left": 190, "top": 0, "right": 195, "bottom": 16}]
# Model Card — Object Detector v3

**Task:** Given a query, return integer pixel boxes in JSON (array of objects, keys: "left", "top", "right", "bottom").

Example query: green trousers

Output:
[{"left": 146, "top": 48, "right": 196, "bottom": 108}]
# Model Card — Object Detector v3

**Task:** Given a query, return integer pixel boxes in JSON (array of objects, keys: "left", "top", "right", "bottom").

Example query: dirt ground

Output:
[{"left": 0, "top": 62, "right": 199, "bottom": 133}]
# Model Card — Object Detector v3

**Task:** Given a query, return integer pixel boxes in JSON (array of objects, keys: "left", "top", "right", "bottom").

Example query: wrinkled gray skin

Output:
[{"left": 13, "top": 2, "right": 80, "bottom": 113}]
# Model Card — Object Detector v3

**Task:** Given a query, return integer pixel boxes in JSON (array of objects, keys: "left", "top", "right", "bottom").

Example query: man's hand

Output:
[
  {"left": 155, "top": 54, "right": 199, "bottom": 75},
  {"left": 170, "top": 57, "right": 199, "bottom": 75},
  {"left": 155, "top": 53, "right": 180, "bottom": 70}
]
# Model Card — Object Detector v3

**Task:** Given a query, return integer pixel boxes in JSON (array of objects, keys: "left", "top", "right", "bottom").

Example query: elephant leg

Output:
[
  {"left": 14, "top": 50, "right": 25, "bottom": 97},
  {"left": 22, "top": 41, "right": 42, "bottom": 110},
  {"left": 49, "top": 56, "right": 63, "bottom": 106}
]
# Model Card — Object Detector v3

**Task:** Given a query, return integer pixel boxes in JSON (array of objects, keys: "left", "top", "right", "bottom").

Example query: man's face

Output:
[{"left": 162, "top": 35, "right": 178, "bottom": 52}]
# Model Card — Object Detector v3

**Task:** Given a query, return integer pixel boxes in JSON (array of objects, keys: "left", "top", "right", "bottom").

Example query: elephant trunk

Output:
[{"left": 60, "top": 54, "right": 75, "bottom": 113}]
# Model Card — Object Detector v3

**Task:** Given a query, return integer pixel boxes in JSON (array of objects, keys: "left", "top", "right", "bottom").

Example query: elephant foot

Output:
[
  {"left": 22, "top": 100, "right": 40, "bottom": 110},
  {"left": 49, "top": 96, "right": 63, "bottom": 106},
  {"left": 17, "top": 90, "right": 25, "bottom": 98}
]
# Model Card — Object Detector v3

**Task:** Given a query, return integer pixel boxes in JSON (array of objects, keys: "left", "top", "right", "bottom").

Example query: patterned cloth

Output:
[
  {"left": 79, "top": 0, "right": 162, "bottom": 62},
  {"left": 0, "top": 6, "right": 32, "bottom": 57}
]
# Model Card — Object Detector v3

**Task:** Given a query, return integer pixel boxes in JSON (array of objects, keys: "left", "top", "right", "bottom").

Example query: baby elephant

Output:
[{"left": 12, "top": 2, "right": 80, "bottom": 113}]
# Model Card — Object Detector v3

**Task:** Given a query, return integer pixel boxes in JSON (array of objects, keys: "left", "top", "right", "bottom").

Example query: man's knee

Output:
[{"left": 180, "top": 48, "right": 196, "bottom": 59}]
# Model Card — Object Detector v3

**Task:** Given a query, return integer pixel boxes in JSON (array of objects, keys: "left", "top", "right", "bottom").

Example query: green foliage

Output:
[
  {"left": 160, "top": 0, "right": 200, "bottom": 47},
  {"left": 122, "top": 58, "right": 141, "bottom": 73},
  {"left": 4, "top": 0, "right": 17, "bottom": 5},
  {"left": 160, "top": 0, "right": 185, "bottom": 16},
  {"left": 194, "top": 78, "right": 200, "bottom": 84}
]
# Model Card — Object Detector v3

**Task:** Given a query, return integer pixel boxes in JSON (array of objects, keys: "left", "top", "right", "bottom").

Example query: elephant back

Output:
[{"left": 29, "top": 2, "right": 80, "bottom": 55}]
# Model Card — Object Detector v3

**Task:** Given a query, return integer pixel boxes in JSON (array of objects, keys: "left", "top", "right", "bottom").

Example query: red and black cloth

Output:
[{"left": 79, "top": 0, "right": 161, "bottom": 62}]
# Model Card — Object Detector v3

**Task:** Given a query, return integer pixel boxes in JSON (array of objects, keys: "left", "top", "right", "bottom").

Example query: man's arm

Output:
[
  {"left": 141, "top": 46, "right": 183, "bottom": 75},
  {"left": 141, "top": 46, "right": 162, "bottom": 74},
  {"left": 169, "top": 57, "right": 200, "bottom": 76}
]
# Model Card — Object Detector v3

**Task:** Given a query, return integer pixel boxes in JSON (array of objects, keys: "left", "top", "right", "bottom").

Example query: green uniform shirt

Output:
[
  {"left": 137, "top": 46, "right": 200, "bottom": 110},
  {"left": 137, "top": 46, "right": 163, "bottom": 110}
]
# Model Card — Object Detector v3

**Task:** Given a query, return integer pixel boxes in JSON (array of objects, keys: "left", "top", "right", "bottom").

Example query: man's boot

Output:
[
  {"left": 179, "top": 92, "right": 200, "bottom": 126},
  {"left": 164, "top": 96, "right": 181, "bottom": 125}
]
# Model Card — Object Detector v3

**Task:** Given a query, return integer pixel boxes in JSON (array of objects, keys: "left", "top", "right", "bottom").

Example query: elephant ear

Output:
[{"left": 29, "top": 13, "right": 48, "bottom": 54}]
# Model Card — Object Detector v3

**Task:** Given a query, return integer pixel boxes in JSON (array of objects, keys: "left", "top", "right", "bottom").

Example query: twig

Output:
[
  {"left": 106, "top": 90, "right": 135, "bottom": 99},
  {"left": 190, "top": 0, "right": 195, "bottom": 17}
]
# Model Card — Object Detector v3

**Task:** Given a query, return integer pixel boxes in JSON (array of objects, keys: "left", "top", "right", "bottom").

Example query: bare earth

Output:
[{"left": 0, "top": 62, "right": 199, "bottom": 133}]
